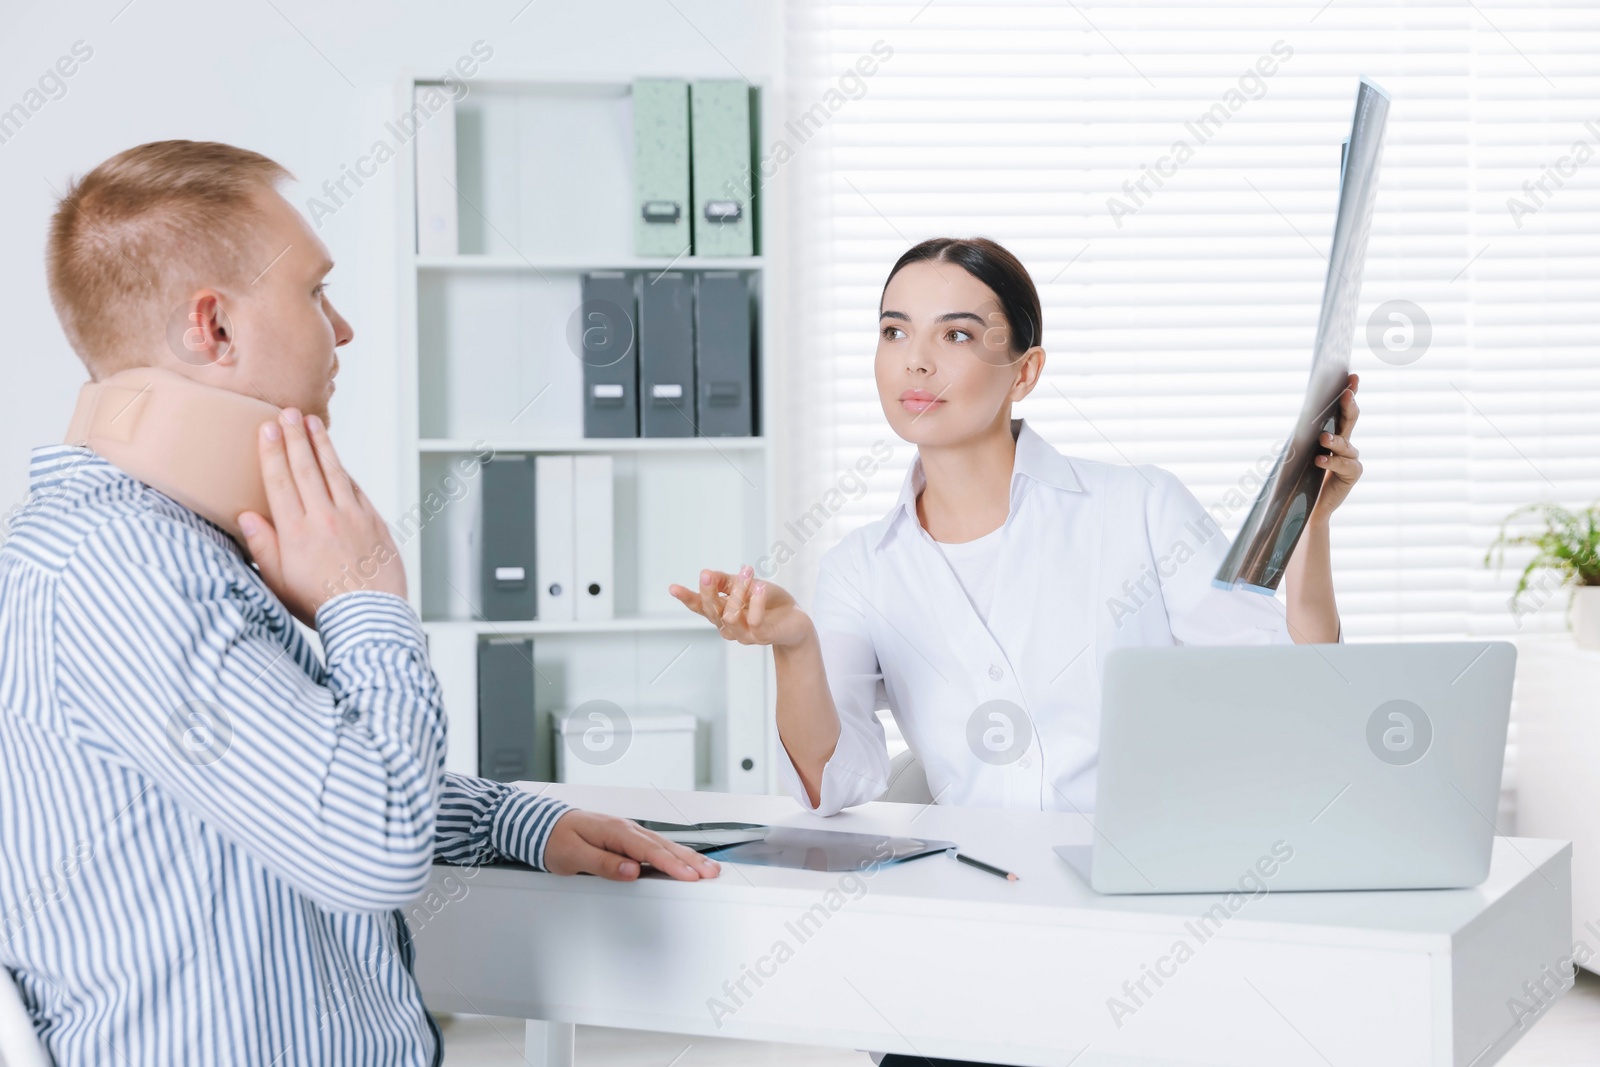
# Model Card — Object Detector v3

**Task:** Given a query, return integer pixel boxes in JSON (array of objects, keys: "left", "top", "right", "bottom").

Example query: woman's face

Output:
[{"left": 875, "top": 259, "right": 1036, "bottom": 448}]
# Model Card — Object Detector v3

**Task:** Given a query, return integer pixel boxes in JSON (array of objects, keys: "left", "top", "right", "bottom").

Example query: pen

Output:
[{"left": 955, "top": 852, "right": 1019, "bottom": 881}]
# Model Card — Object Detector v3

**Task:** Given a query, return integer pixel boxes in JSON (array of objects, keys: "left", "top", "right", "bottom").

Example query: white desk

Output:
[{"left": 413, "top": 784, "right": 1572, "bottom": 1067}]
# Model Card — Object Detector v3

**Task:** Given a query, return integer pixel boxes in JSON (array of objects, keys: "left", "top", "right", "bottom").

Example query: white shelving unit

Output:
[
  {"left": 417, "top": 254, "right": 764, "bottom": 272},
  {"left": 417, "top": 438, "right": 765, "bottom": 454},
  {"left": 395, "top": 75, "right": 777, "bottom": 794}
]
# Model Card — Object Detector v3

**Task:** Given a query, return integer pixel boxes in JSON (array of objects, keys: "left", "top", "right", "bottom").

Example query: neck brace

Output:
[{"left": 64, "top": 367, "right": 278, "bottom": 542}]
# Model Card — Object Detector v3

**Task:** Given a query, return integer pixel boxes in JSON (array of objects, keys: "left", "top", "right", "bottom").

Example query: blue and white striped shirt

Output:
[{"left": 0, "top": 444, "right": 571, "bottom": 1065}]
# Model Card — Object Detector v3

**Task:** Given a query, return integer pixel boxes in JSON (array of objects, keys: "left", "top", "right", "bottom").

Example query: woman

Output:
[{"left": 670, "top": 237, "right": 1360, "bottom": 819}]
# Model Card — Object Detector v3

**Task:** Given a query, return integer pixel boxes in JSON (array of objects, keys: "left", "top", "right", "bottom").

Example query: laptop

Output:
[{"left": 1056, "top": 641, "right": 1516, "bottom": 894}]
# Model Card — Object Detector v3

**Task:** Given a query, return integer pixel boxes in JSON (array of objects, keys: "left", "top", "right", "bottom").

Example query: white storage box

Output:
[{"left": 552, "top": 705, "right": 697, "bottom": 790}]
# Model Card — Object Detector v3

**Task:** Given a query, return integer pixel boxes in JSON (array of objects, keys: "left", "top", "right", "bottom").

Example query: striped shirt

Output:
[{"left": 0, "top": 444, "right": 571, "bottom": 1065}]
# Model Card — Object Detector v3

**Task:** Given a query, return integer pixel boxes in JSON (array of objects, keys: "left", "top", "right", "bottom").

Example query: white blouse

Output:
[{"left": 779, "top": 419, "right": 1296, "bottom": 817}]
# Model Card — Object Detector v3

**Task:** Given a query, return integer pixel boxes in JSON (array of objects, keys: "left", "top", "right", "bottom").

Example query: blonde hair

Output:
[{"left": 46, "top": 140, "right": 292, "bottom": 378}]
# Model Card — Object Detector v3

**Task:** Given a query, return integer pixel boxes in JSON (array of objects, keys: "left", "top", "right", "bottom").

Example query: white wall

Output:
[{"left": 0, "top": 0, "right": 782, "bottom": 526}]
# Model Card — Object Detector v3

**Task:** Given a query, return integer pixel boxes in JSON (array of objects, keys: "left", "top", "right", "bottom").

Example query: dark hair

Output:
[{"left": 880, "top": 237, "right": 1043, "bottom": 357}]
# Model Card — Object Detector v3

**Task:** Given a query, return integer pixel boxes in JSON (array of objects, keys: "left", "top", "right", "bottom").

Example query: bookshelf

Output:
[
  {"left": 417, "top": 254, "right": 763, "bottom": 272},
  {"left": 395, "top": 74, "right": 777, "bottom": 794}
]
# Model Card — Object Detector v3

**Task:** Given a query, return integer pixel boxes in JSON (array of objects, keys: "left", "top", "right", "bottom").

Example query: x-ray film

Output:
[
  {"left": 1214, "top": 78, "right": 1391, "bottom": 594},
  {"left": 632, "top": 820, "right": 770, "bottom": 852},
  {"left": 704, "top": 827, "right": 956, "bottom": 872}
]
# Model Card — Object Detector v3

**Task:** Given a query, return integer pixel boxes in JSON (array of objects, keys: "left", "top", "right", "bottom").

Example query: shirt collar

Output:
[
  {"left": 873, "top": 418, "right": 1083, "bottom": 552},
  {"left": 27, "top": 443, "right": 115, "bottom": 492}
]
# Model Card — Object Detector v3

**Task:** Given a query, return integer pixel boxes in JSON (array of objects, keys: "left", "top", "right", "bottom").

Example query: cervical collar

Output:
[{"left": 64, "top": 366, "right": 278, "bottom": 542}]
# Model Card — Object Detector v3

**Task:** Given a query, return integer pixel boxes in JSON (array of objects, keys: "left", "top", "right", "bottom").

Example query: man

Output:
[{"left": 0, "top": 140, "right": 719, "bottom": 1065}]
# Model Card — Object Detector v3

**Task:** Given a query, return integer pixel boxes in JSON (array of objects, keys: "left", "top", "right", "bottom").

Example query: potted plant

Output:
[{"left": 1486, "top": 501, "right": 1600, "bottom": 648}]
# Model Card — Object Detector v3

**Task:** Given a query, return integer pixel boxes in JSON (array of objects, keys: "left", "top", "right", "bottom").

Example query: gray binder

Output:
[
  {"left": 581, "top": 272, "right": 639, "bottom": 438},
  {"left": 478, "top": 637, "right": 538, "bottom": 782},
  {"left": 479, "top": 455, "right": 537, "bottom": 622},
  {"left": 639, "top": 272, "right": 696, "bottom": 437},
  {"left": 694, "top": 271, "right": 755, "bottom": 437}
]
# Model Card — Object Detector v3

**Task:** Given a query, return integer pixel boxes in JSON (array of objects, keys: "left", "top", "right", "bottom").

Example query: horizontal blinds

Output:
[
  {"left": 779, "top": 0, "right": 1597, "bottom": 643},
  {"left": 1464, "top": 2, "right": 1600, "bottom": 638}
]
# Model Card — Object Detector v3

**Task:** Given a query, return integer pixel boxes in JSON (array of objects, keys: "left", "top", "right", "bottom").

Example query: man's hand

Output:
[
  {"left": 543, "top": 810, "right": 722, "bottom": 881},
  {"left": 237, "top": 408, "right": 406, "bottom": 628}
]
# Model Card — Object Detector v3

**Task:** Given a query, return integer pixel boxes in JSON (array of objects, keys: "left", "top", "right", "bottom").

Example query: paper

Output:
[{"left": 1214, "top": 78, "right": 1391, "bottom": 594}]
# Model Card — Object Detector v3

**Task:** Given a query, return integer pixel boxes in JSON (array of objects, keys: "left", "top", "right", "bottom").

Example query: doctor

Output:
[{"left": 671, "top": 237, "right": 1360, "bottom": 817}]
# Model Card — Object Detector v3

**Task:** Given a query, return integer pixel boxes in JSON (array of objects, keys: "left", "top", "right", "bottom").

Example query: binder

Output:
[
  {"left": 694, "top": 272, "right": 755, "bottom": 437},
  {"left": 573, "top": 455, "right": 615, "bottom": 621},
  {"left": 580, "top": 272, "right": 639, "bottom": 438},
  {"left": 535, "top": 454, "right": 576, "bottom": 622},
  {"left": 633, "top": 79, "right": 691, "bottom": 258},
  {"left": 478, "top": 637, "right": 537, "bottom": 782},
  {"left": 478, "top": 455, "right": 537, "bottom": 622},
  {"left": 639, "top": 271, "right": 696, "bottom": 437},
  {"left": 690, "top": 81, "right": 755, "bottom": 257},
  {"left": 413, "top": 86, "right": 459, "bottom": 255}
]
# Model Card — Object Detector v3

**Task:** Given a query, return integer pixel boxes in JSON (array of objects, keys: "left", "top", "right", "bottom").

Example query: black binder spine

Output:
[
  {"left": 478, "top": 455, "right": 537, "bottom": 622},
  {"left": 477, "top": 637, "right": 538, "bottom": 782},
  {"left": 581, "top": 272, "right": 640, "bottom": 438},
  {"left": 640, "top": 271, "right": 697, "bottom": 437},
  {"left": 694, "top": 271, "right": 755, "bottom": 437}
]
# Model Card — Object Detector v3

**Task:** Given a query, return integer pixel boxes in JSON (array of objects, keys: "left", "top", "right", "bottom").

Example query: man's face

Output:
[{"left": 178, "top": 186, "right": 351, "bottom": 424}]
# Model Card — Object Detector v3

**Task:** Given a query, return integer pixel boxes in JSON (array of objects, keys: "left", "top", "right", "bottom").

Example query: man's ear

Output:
[{"left": 169, "top": 290, "right": 234, "bottom": 368}]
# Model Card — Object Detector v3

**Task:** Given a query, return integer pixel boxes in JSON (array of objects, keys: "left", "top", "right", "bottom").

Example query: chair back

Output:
[
  {"left": 880, "top": 748, "right": 934, "bottom": 805},
  {"left": 0, "top": 967, "right": 49, "bottom": 1067}
]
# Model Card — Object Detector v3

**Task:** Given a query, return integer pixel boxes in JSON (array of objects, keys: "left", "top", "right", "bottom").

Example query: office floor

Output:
[{"left": 437, "top": 967, "right": 1600, "bottom": 1065}]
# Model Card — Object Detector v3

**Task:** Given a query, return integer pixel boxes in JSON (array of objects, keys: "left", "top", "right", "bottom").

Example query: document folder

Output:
[
  {"left": 413, "top": 85, "right": 459, "bottom": 255},
  {"left": 690, "top": 81, "right": 755, "bottom": 257},
  {"left": 694, "top": 271, "right": 754, "bottom": 437},
  {"left": 535, "top": 455, "right": 575, "bottom": 623},
  {"left": 639, "top": 271, "right": 697, "bottom": 437},
  {"left": 478, "top": 637, "right": 537, "bottom": 782},
  {"left": 478, "top": 455, "right": 537, "bottom": 622},
  {"left": 572, "top": 454, "right": 614, "bottom": 621},
  {"left": 581, "top": 272, "right": 640, "bottom": 438},
  {"left": 633, "top": 79, "right": 691, "bottom": 258}
]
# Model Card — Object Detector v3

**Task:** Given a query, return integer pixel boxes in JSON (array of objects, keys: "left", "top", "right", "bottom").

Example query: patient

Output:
[{"left": 0, "top": 140, "right": 717, "bottom": 1065}]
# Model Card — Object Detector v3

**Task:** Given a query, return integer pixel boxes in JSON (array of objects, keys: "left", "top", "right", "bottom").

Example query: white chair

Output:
[
  {"left": 0, "top": 967, "right": 48, "bottom": 1067},
  {"left": 880, "top": 748, "right": 934, "bottom": 805}
]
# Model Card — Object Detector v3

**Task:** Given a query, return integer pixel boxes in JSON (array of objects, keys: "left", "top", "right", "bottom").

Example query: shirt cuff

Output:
[
  {"left": 776, "top": 742, "right": 826, "bottom": 813},
  {"left": 777, "top": 738, "right": 885, "bottom": 818},
  {"left": 315, "top": 591, "right": 427, "bottom": 663},
  {"left": 488, "top": 790, "right": 573, "bottom": 872}
]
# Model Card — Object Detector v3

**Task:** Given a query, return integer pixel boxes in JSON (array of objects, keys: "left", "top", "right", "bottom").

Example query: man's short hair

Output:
[{"left": 46, "top": 140, "right": 292, "bottom": 379}]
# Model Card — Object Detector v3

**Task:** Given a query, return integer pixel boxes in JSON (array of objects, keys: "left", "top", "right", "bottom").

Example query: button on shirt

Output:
[
  {"left": 779, "top": 420, "right": 1299, "bottom": 817},
  {"left": 0, "top": 445, "right": 571, "bottom": 1066}
]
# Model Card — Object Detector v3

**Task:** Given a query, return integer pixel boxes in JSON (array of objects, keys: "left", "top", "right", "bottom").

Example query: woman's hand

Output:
[
  {"left": 1309, "top": 372, "right": 1362, "bottom": 522},
  {"left": 673, "top": 568, "right": 839, "bottom": 807},
  {"left": 669, "top": 566, "right": 815, "bottom": 648}
]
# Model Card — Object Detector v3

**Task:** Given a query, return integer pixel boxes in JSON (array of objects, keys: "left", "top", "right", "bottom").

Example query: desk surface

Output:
[
  {"left": 416, "top": 783, "right": 1572, "bottom": 1067},
  {"left": 503, "top": 782, "right": 1564, "bottom": 946}
]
